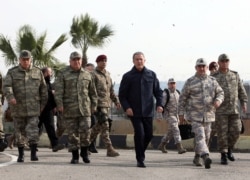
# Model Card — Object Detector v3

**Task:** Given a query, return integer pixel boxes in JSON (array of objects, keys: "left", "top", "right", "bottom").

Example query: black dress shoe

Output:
[
  {"left": 137, "top": 161, "right": 146, "bottom": 168},
  {"left": 227, "top": 152, "right": 235, "bottom": 161},
  {"left": 88, "top": 146, "right": 98, "bottom": 153}
]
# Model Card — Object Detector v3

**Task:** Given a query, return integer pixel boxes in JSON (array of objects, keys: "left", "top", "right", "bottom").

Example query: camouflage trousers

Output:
[
  {"left": 192, "top": 121, "right": 211, "bottom": 156},
  {"left": 55, "top": 112, "right": 66, "bottom": 137},
  {"left": 64, "top": 116, "right": 91, "bottom": 150},
  {"left": 215, "top": 114, "right": 241, "bottom": 153},
  {"left": 0, "top": 108, "right": 4, "bottom": 139},
  {"left": 90, "top": 120, "right": 112, "bottom": 147},
  {"left": 90, "top": 107, "right": 112, "bottom": 147},
  {"left": 161, "top": 116, "right": 182, "bottom": 144},
  {"left": 13, "top": 116, "right": 39, "bottom": 147}
]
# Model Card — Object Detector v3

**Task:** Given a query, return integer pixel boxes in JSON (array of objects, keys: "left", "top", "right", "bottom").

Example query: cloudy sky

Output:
[{"left": 1, "top": 0, "right": 250, "bottom": 83}]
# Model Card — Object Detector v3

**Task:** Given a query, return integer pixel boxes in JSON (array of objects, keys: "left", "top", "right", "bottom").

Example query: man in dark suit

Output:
[
  {"left": 38, "top": 67, "right": 64, "bottom": 152},
  {"left": 118, "top": 51, "right": 163, "bottom": 168}
]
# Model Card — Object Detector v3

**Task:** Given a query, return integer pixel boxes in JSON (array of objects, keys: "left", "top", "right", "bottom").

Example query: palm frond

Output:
[{"left": 0, "top": 34, "right": 18, "bottom": 66}]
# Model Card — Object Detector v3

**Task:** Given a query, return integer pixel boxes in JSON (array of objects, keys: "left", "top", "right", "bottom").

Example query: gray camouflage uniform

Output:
[
  {"left": 54, "top": 66, "right": 97, "bottom": 150},
  {"left": 161, "top": 89, "right": 182, "bottom": 144},
  {"left": 3, "top": 64, "right": 48, "bottom": 146},
  {"left": 212, "top": 70, "right": 247, "bottom": 153},
  {"left": 178, "top": 73, "right": 224, "bottom": 157}
]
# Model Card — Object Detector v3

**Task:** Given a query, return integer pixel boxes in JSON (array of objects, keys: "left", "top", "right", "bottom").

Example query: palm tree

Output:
[
  {"left": 70, "top": 13, "right": 114, "bottom": 66},
  {"left": 0, "top": 24, "right": 68, "bottom": 68}
]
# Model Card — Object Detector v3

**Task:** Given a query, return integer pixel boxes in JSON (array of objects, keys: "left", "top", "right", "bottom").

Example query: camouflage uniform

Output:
[
  {"left": 158, "top": 88, "right": 186, "bottom": 154},
  {"left": 178, "top": 72, "right": 224, "bottom": 168},
  {"left": 54, "top": 66, "right": 97, "bottom": 155},
  {"left": 90, "top": 67, "right": 120, "bottom": 157},
  {"left": 3, "top": 63, "right": 48, "bottom": 160},
  {"left": 212, "top": 69, "right": 247, "bottom": 163},
  {"left": 0, "top": 72, "right": 7, "bottom": 152}
]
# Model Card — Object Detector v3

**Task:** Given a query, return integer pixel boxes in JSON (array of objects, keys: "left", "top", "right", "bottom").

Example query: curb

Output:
[{"left": 38, "top": 133, "right": 250, "bottom": 152}]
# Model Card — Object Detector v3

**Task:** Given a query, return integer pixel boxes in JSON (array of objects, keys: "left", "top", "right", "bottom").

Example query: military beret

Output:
[{"left": 96, "top": 55, "right": 107, "bottom": 62}]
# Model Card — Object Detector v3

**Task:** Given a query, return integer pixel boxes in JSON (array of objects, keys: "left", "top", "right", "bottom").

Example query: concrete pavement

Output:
[{"left": 1, "top": 148, "right": 250, "bottom": 180}]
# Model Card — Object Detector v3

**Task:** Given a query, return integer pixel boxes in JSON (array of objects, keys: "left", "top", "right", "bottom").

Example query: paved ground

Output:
[{"left": 1, "top": 148, "right": 250, "bottom": 180}]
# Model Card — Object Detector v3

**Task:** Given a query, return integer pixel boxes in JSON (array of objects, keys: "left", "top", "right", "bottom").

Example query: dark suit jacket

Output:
[{"left": 118, "top": 66, "right": 163, "bottom": 118}]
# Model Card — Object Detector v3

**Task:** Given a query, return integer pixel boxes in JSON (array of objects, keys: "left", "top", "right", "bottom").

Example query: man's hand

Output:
[
  {"left": 214, "top": 100, "right": 221, "bottom": 109},
  {"left": 57, "top": 107, "right": 64, "bottom": 113},
  {"left": 156, "top": 106, "right": 163, "bottom": 113},
  {"left": 9, "top": 98, "right": 16, "bottom": 105},
  {"left": 179, "top": 115, "right": 186, "bottom": 125},
  {"left": 116, "top": 103, "right": 121, "bottom": 109},
  {"left": 242, "top": 103, "right": 247, "bottom": 113},
  {"left": 126, "top": 108, "right": 133, "bottom": 117}
]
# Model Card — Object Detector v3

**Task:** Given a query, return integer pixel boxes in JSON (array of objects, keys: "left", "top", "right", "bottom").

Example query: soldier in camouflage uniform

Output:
[
  {"left": 90, "top": 54, "right": 121, "bottom": 157},
  {"left": 178, "top": 58, "right": 224, "bottom": 169},
  {"left": 3, "top": 50, "right": 48, "bottom": 162},
  {"left": 85, "top": 63, "right": 98, "bottom": 153},
  {"left": 208, "top": 61, "right": 219, "bottom": 148},
  {"left": 54, "top": 51, "right": 97, "bottom": 164},
  {"left": 0, "top": 72, "right": 8, "bottom": 152},
  {"left": 157, "top": 78, "right": 187, "bottom": 154},
  {"left": 212, "top": 54, "right": 248, "bottom": 165}
]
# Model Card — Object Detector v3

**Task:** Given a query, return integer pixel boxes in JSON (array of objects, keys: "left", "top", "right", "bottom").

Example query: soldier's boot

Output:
[
  {"left": 52, "top": 143, "right": 65, "bottom": 152},
  {"left": 227, "top": 148, "right": 235, "bottom": 161},
  {"left": 157, "top": 142, "right": 168, "bottom": 153},
  {"left": 17, "top": 147, "right": 24, "bottom": 162},
  {"left": 107, "top": 145, "right": 120, "bottom": 157},
  {"left": 88, "top": 140, "right": 98, "bottom": 153},
  {"left": 30, "top": 144, "right": 39, "bottom": 161},
  {"left": 176, "top": 143, "right": 187, "bottom": 154},
  {"left": 70, "top": 149, "right": 79, "bottom": 164},
  {"left": 80, "top": 146, "right": 90, "bottom": 163},
  {"left": 201, "top": 153, "right": 212, "bottom": 169},
  {"left": 193, "top": 154, "right": 202, "bottom": 166},
  {"left": 6, "top": 135, "right": 14, "bottom": 149},
  {"left": 221, "top": 152, "right": 228, "bottom": 165},
  {"left": 0, "top": 139, "right": 7, "bottom": 152}
]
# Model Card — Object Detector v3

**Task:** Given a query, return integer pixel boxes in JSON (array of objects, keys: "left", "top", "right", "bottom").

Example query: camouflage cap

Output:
[
  {"left": 168, "top": 78, "right": 176, "bottom": 83},
  {"left": 19, "top": 50, "right": 32, "bottom": 59},
  {"left": 195, "top": 58, "right": 207, "bottom": 66},
  {"left": 70, "top": 51, "right": 81, "bottom": 59},
  {"left": 218, "top": 53, "right": 229, "bottom": 61}
]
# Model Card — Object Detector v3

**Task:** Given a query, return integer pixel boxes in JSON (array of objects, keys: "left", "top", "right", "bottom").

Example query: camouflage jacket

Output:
[
  {"left": 212, "top": 70, "right": 248, "bottom": 114},
  {"left": 178, "top": 73, "right": 224, "bottom": 122},
  {"left": 92, "top": 68, "right": 119, "bottom": 108},
  {"left": 3, "top": 65, "right": 48, "bottom": 117},
  {"left": 163, "top": 89, "right": 179, "bottom": 118},
  {"left": 54, "top": 66, "right": 97, "bottom": 118}
]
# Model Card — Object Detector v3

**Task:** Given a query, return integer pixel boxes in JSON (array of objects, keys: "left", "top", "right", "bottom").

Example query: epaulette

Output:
[
  {"left": 211, "top": 71, "right": 219, "bottom": 76},
  {"left": 209, "top": 76, "right": 216, "bottom": 80},
  {"left": 60, "top": 66, "right": 70, "bottom": 73},
  {"left": 187, "top": 75, "right": 196, "bottom": 82},
  {"left": 33, "top": 66, "right": 41, "bottom": 70},
  {"left": 229, "top": 70, "right": 238, "bottom": 74},
  {"left": 8, "top": 66, "right": 18, "bottom": 71}
]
